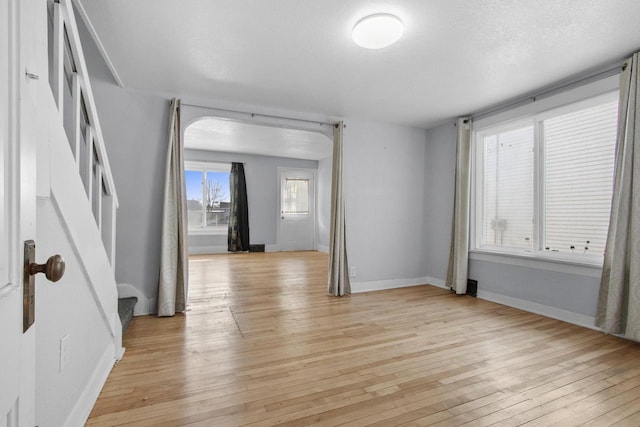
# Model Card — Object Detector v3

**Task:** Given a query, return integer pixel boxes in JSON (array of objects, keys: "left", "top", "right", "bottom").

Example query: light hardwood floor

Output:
[{"left": 88, "top": 252, "right": 640, "bottom": 426}]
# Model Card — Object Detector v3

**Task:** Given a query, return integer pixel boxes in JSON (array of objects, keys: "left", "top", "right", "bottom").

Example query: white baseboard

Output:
[
  {"left": 317, "top": 244, "right": 329, "bottom": 253},
  {"left": 477, "top": 289, "right": 597, "bottom": 330},
  {"left": 147, "top": 298, "right": 157, "bottom": 315},
  {"left": 425, "top": 276, "right": 448, "bottom": 289},
  {"left": 266, "top": 244, "right": 279, "bottom": 252},
  {"left": 351, "top": 276, "right": 430, "bottom": 293},
  {"left": 425, "top": 276, "right": 597, "bottom": 330},
  {"left": 64, "top": 344, "right": 115, "bottom": 427},
  {"left": 112, "top": 312, "right": 123, "bottom": 360}
]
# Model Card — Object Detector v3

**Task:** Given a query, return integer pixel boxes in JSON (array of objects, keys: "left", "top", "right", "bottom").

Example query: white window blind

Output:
[
  {"left": 542, "top": 100, "right": 618, "bottom": 255},
  {"left": 473, "top": 91, "right": 619, "bottom": 263},
  {"left": 481, "top": 125, "right": 534, "bottom": 250}
]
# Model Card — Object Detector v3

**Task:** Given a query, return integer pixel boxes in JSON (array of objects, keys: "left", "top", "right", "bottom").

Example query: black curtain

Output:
[{"left": 228, "top": 162, "right": 249, "bottom": 252}]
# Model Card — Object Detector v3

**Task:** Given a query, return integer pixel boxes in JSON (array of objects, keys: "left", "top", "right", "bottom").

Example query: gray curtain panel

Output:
[
  {"left": 158, "top": 98, "right": 188, "bottom": 316},
  {"left": 596, "top": 54, "right": 640, "bottom": 340},
  {"left": 328, "top": 121, "right": 351, "bottom": 296},
  {"left": 228, "top": 162, "right": 250, "bottom": 252},
  {"left": 446, "top": 118, "right": 472, "bottom": 294}
]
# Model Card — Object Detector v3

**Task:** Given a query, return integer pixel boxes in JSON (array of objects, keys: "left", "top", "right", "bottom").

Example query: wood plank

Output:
[{"left": 87, "top": 252, "right": 640, "bottom": 426}]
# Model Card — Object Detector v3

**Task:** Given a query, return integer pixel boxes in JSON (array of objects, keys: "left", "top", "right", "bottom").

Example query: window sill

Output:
[{"left": 469, "top": 249, "right": 603, "bottom": 278}]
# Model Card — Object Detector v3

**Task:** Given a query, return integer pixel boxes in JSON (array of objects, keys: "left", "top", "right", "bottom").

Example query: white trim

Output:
[
  {"left": 473, "top": 75, "right": 619, "bottom": 130},
  {"left": 470, "top": 84, "right": 619, "bottom": 271},
  {"left": 469, "top": 251, "right": 602, "bottom": 278},
  {"left": 476, "top": 289, "right": 597, "bottom": 330},
  {"left": 351, "top": 276, "right": 430, "bottom": 293},
  {"left": 317, "top": 244, "right": 329, "bottom": 253},
  {"left": 112, "top": 312, "right": 123, "bottom": 361},
  {"left": 277, "top": 167, "right": 318, "bottom": 251},
  {"left": 60, "top": 0, "right": 118, "bottom": 205},
  {"left": 266, "top": 244, "right": 279, "bottom": 252},
  {"left": 71, "top": 0, "right": 125, "bottom": 87},
  {"left": 184, "top": 160, "right": 230, "bottom": 172},
  {"left": 63, "top": 344, "right": 115, "bottom": 427},
  {"left": 147, "top": 298, "right": 157, "bottom": 315},
  {"left": 427, "top": 275, "right": 598, "bottom": 330},
  {"left": 425, "top": 276, "right": 448, "bottom": 289}
]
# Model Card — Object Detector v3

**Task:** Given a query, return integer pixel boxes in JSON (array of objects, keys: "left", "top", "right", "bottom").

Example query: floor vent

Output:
[
  {"left": 466, "top": 279, "right": 478, "bottom": 297},
  {"left": 249, "top": 244, "right": 265, "bottom": 252}
]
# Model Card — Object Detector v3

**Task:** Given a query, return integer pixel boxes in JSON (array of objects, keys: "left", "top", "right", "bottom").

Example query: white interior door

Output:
[
  {"left": 0, "top": 1, "right": 22, "bottom": 419},
  {"left": 278, "top": 169, "right": 316, "bottom": 251},
  {"left": 0, "top": 0, "right": 41, "bottom": 425}
]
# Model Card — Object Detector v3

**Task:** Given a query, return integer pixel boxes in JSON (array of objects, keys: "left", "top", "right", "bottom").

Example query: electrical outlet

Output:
[
  {"left": 59, "top": 335, "right": 70, "bottom": 372},
  {"left": 349, "top": 266, "right": 357, "bottom": 277}
]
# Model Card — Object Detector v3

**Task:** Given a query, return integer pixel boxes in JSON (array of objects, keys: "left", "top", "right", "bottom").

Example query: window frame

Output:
[
  {"left": 470, "top": 90, "right": 619, "bottom": 268},
  {"left": 184, "top": 161, "right": 230, "bottom": 236}
]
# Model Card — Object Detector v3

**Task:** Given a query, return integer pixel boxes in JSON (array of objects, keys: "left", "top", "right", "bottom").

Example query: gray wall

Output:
[
  {"left": 317, "top": 155, "right": 332, "bottom": 251},
  {"left": 424, "top": 124, "right": 457, "bottom": 281},
  {"left": 79, "top": 17, "right": 168, "bottom": 300},
  {"left": 425, "top": 122, "right": 601, "bottom": 319},
  {"left": 344, "top": 119, "right": 429, "bottom": 286},
  {"left": 82, "top": 4, "right": 602, "bottom": 321},
  {"left": 184, "top": 149, "right": 318, "bottom": 253}
]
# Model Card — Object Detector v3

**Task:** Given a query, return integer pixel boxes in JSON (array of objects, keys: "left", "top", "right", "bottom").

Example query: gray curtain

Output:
[
  {"left": 328, "top": 121, "right": 350, "bottom": 296},
  {"left": 446, "top": 117, "right": 472, "bottom": 294},
  {"left": 596, "top": 54, "right": 640, "bottom": 340},
  {"left": 228, "top": 162, "right": 250, "bottom": 252},
  {"left": 157, "top": 98, "right": 188, "bottom": 316}
]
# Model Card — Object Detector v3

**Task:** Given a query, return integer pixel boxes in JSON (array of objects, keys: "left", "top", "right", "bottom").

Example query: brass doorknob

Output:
[{"left": 29, "top": 254, "right": 65, "bottom": 282}]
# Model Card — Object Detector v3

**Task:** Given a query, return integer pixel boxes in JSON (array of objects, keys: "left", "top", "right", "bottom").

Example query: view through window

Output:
[
  {"left": 185, "top": 162, "right": 231, "bottom": 234},
  {"left": 283, "top": 178, "right": 310, "bottom": 214}
]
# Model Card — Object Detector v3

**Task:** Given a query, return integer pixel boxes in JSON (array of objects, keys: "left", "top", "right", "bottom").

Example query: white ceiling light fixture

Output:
[{"left": 352, "top": 13, "right": 404, "bottom": 49}]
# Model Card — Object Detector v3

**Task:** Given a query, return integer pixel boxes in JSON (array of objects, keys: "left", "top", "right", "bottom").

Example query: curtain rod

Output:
[
  {"left": 470, "top": 61, "right": 626, "bottom": 122},
  {"left": 181, "top": 102, "right": 337, "bottom": 127}
]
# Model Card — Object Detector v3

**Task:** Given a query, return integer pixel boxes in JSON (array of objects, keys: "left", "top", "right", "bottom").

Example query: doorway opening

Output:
[{"left": 181, "top": 115, "right": 333, "bottom": 256}]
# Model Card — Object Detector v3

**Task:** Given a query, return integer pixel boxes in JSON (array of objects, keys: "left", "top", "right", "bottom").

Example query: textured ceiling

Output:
[{"left": 77, "top": 0, "right": 640, "bottom": 129}]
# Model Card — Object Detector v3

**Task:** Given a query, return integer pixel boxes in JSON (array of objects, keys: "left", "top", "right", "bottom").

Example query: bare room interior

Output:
[{"left": 2, "top": 1, "right": 640, "bottom": 426}]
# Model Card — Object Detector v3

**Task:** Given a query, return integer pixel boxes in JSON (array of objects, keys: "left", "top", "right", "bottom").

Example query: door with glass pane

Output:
[{"left": 278, "top": 169, "right": 316, "bottom": 251}]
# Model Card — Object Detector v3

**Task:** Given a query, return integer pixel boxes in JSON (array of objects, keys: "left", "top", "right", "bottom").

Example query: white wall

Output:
[
  {"left": 36, "top": 200, "right": 114, "bottom": 427},
  {"left": 344, "top": 119, "right": 430, "bottom": 292},
  {"left": 184, "top": 149, "right": 318, "bottom": 253},
  {"left": 25, "top": 5, "right": 122, "bottom": 426}
]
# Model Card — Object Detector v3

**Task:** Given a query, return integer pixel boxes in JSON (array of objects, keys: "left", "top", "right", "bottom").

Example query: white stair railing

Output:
[{"left": 47, "top": 0, "right": 118, "bottom": 269}]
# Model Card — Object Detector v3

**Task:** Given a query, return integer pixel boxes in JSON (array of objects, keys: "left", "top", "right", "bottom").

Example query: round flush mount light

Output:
[{"left": 352, "top": 13, "right": 404, "bottom": 49}]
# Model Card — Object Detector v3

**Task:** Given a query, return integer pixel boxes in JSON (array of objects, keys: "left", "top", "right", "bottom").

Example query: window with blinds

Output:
[
  {"left": 473, "top": 92, "right": 618, "bottom": 262},
  {"left": 542, "top": 100, "right": 618, "bottom": 256}
]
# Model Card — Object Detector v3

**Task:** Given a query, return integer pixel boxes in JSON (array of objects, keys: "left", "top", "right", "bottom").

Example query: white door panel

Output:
[
  {"left": 278, "top": 169, "right": 316, "bottom": 251},
  {"left": 0, "top": 0, "right": 22, "bottom": 422},
  {"left": 1, "top": 0, "right": 41, "bottom": 424}
]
